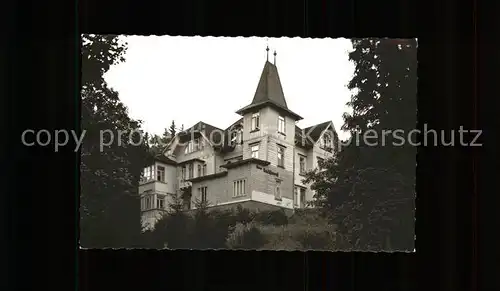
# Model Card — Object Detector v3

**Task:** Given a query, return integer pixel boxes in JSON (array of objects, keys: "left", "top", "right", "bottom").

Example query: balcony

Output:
[{"left": 139, "top": 178, "right": 169, "bottom": 194}]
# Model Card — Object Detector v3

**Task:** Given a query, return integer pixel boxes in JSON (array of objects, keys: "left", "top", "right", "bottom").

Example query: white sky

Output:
[{"left": 104, "top": 36, "right": 355, "bottom": 140}]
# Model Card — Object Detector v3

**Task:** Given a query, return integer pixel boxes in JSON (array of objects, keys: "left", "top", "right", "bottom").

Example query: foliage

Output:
[
  {"left": 304, "top": 39, "right": 417, "bottom": 251},
  {"left": 253, "top": 209, "right": 288, "bottom": 226},
  {"left": 147, "top": 121, "right": 177, "bottom": 156},
  {"left": 80, "top": 34, "right": 151, "bottom": 248},
  {"left": 226, "top": 222, "right": 267, "bottom": 250},
  {"left": 225, "top": 209, "right": 337, "bottom": 250}
]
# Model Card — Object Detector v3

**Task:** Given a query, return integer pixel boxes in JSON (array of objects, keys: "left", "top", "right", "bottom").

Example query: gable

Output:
[{"left": 295, "top": 121, "right": 335, "bottom": 148}]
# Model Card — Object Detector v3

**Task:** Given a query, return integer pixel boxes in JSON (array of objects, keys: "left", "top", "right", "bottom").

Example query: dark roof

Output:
[
  {"left": 178, "top": 121, "right": 224, "bottom": 145},
  {"left": 154, "top": 155, "right": 177, "bottom": 165},
  {"left": 303, "top": 121, "right": 332, "bottom": 141},
  {"left": 225, "top": 118, "right": 244, "bottom": 131},
  {"left": 251, "top": 61, "right": 288, "bottom": 108},
  {"left": 294, "top": 121, "right": 334, "bottom": 148},
  {"left": 236, "top": 61, "right": 302, "bottom": 120}
]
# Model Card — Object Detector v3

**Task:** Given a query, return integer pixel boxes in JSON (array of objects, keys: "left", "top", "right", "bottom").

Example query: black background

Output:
[{"left": 4, "top": 0, "right": 493, "bottom": 290}]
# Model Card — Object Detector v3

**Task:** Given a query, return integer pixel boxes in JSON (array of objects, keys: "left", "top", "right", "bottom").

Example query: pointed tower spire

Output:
[
  {"left": 266, "top": 45, "right": 269, "bottom": 62},
  {"left": 235, "top": 49, "right": 303, "bottom": 121}
]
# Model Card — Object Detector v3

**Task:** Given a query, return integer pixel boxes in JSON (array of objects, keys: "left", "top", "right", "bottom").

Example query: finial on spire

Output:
[
  {"left": 266, "top": 37, "right": 270, "bottom": 61},
  {"left": 273, "top": 50, "right": 277, "bottom": 65}
]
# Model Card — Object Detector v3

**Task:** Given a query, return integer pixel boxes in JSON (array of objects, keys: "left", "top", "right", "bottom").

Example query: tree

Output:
[
  {"left": 169, "top": 120, "right": 177, "bottom": 137},
  {"left": 145, "top": 193, "right": 193, "bottom": 249},
  {"left": 304, "top": 39, "right": 417, "bottom": 251},
  {"left": 147, "top": 120, "right": 177, "bottom": 156},
  {"left": 80, "top": 34, "right": 151, "bottom": 248}
]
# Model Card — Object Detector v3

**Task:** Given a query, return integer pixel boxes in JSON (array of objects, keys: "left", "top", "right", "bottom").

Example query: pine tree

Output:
[
  {"left": 304, "top": 39, "right": 417, "bottom": 251},
  {"left": 80, "top": 34, "right": 151, "bottom": 248},
  {"left": 169, "top": 120, "right": 177, "bottom": 137}
]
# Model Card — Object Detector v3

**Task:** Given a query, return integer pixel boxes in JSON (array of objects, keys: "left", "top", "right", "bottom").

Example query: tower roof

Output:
[{"left": 236, "top": 60, "right": 302, "bottom": 120}]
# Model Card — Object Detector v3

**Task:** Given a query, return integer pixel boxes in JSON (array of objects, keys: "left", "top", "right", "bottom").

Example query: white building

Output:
[{"left": 139, "top": 55, "right": 337, "bottom": 229}]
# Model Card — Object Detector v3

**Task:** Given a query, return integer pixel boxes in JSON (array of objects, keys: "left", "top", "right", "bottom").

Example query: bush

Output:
[
  {"left": 253, "top": 209, "right": 288, "bottom": 226},
  {"left": 226, "top": 222, "right": 267, "bottom": 249},
  {"left": 247, "top": 209, "right": 339, "bottom": 250}
]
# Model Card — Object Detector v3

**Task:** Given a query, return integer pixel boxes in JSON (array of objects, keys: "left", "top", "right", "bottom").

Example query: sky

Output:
[{"left": 104, "top": 36, "right": 355, "bottom": 140}]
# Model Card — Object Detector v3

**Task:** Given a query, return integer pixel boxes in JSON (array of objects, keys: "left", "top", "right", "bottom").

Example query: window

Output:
[
  {"left": 233, "top": 179, "right": 246, "bottom": 197},
  {"left": 143, "top": 166, "right": 154, "bottom": 182},
  {"left": 180, "top": 166, "right": 185, "bottom": 181},
  {"left": 322, "top": 133, "right": 332, "bottom": 149},
  {"left": 197, "top": 164, "right": 201, "bottom": 177},
  {"left": 237, "top": 131, "right": 242, "bottom": 143},
  {"left": 157, "top": 165, "right": 165, "bottom": 182},
  {"left": 188, "top": 164, "right": 193, "bottom": 179},
  {"left": 198, "top": 187, "right": 207, "bottom": 202},
  {"left": 277, "top": 146, "right": 285, "bottom": 167},
  {"left": 275, "top": 183, "right": 281, "bottom": 200},
  {"left": 299, "top": 156, "right": 306, "bottom": 174},
  {"left": 293, "top": 186, "right": 306, "bottom": 207},
  {"left": 251, "top": 112, "right": 260, "bottom": 131},
  {"left": 184, "top": 138, "right": 202, "bottom": 154},
  {"left": 278, "top": 116, "right": 285, "bottom": 134},
  {"left": 202, "top": 164, "right": 207, "bottom": 176},
  {"left": 231, "top": 130, "right": 242, "bottom": 145},
  {"left": 156, "top": 195, "right": 165, "bottom": 209},
  {"left": 231, "top": 131, "right": 237, "bottom": 143},
  {"left": 144, "top": 195, "right": 152, "bottom": 210},
  {"left": 251, "top": 144, "right": 259, "bottom": 159},
  {"left": 300, "top": 188, "right": 306, "bottom": 207}
]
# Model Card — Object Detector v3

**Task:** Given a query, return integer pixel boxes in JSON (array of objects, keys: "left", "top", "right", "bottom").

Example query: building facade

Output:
[{"left": 139, "top": 58, "right": 338, "bottom": 229}]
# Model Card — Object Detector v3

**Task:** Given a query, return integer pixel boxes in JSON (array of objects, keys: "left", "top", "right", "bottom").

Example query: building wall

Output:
[
  {"left": 191, "top": 163, "right": 253, "bottom": 206},
  {"left": 249, "top": 163, "right": 293, "bottom": 200}
]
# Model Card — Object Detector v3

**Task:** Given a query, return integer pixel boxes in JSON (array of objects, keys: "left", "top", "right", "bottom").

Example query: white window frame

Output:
[
  {"left": 251, "top": 144, "right": 259, "bottom": 159},
  {"left": 299, "top": 156, "right": 306, "bottom": 174},
  {"left": 300, "top": 187, "right": 306, "bottom": 207},
  {"left": 156, "top": 165, "right": 165, "bottom": 182},
  {"left": 156, "top": 195, "right": 165, "bottom": 209},
  {"left": 233, "top": 179, "right": 246, "bottom": 197},
  {"left": 184, "top": 138, "right": 202, "bottom": 154},
  {"left": 180, "top": 166, "right": 185, "bottom": 181},
  {"left": 251, "top": 112, "right": 260, "bottom": 131},
  {"left": 143, "top": 194, "right": 153, "bottom": 210},
  {"left": 188, "top": 164, "right": 193, "bottom": 179},
  {"left": 143, "top": 165, "right": 155, "bottom": 182},
  {"left": 278, "top": 116, "right": 285, "bottom": 134},
  {"left": 198, "top": 187, "right": 207, "bottom": 202},
  {"left": 322, "top": 132, "right": 332, "bottom": 148},
  {"left": 277, "top": 145, "right": 285, "bottom": 167}
]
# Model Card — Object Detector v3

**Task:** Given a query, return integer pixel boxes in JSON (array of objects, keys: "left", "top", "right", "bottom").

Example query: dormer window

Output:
[
  {"left": 278, "top": 116, "right": 285, "bottom": 135},
  {"left": 251, "top": 112, "right": 260, "bottom": 131},
  {"left": 322, "top": 133, "right": 333, "bottom": 149},
  {"left": 230, "top": 129, "right": 242, "bottom": 145},
  {"left": 184, "top": 138, "right": 203, "bottom": 154}
]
